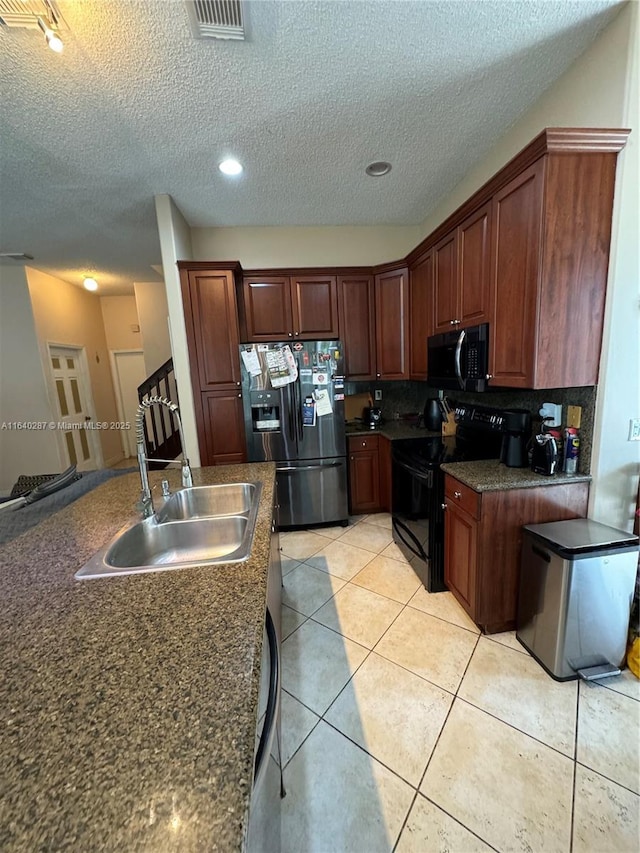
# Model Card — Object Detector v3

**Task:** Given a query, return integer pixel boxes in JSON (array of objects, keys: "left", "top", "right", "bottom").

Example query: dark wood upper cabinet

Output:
[
  {"left": 409, "top": 251, "right": 433, "bottom": 379},
  {"left": 432, "top": 232, "right": 458, "bottom": 333},
  {"left": 242, "top": 276, "right": 293, "bottom": 341},
  {"left": 338, "top": 274, "right": 376, "bottom": 379},
  {"left": 432, "top": 204, "right": 492, "bottom": 334},
  {"left": 241, "top": 274, "right": 338, "bottom": 341},
  {"left": 458, "top": 202, "right": 492, "bottom": 327},
  {"left": 490, "top": 161, "right": 544, "bottom": 387},
  {"left": 181, "top": 268, "right": 241, "bottom": 391},
  {"left": 374, "top": 267, "right": 409, "bottom": 379},
  {"left": 291, "top": 274, "right": 339, "bottom": 340}
]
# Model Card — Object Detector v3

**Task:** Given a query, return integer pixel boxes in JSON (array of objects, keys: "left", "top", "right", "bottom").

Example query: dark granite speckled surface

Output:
[
  {"left": 441, "top": 459, "right": 591, "bottom": 492},
  {"left": 345, "top": 421, "right": 441, "bottom": 441},
  {"left": 0, "top": 463, "right": 276, "bottom": 852}
]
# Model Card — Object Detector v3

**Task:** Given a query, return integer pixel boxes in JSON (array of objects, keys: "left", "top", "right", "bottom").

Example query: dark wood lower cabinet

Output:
[
  {"left": 348, "top": 434, "right": 392, "bottom": 515},
  {"left": 444, "top": 474, "right": 589, "bottom": 633},
  {"left": 200, "top": 392, "right": 246, "bottom": 466}
]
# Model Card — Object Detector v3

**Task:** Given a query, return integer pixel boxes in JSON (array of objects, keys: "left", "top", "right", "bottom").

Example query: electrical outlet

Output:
[
  {"left": 629, "top": 418, "right": 640, "bottom": 441},
  {"left": 374, "top": 389, "right": 382, "bottom": 401}
]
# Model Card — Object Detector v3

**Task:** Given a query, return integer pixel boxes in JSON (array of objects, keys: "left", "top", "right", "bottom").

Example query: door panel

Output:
[
  {"left": 409, "top": 252, "right": 433, "bottom": 379},
  {"left": 374, "top": 267, "right": 409, "bottom": 379},
  {"left": 433, "top": 231, "right": 458, "bottom": 332},
  {"left": 338, "top": 275, "right": 375, "bottom": 379},
  {"left": 188, "top": 270, "right": 241, "bottom": 390},
  {"left": 291, "top": 275, "right": 339, "bottom": 340},
  {"left": 458, "top": 202, "right": 492, "bottom": 327},
  {"left": 444, "top": 502, "right": 477, "bottom": 615},
  {"left": 48, "top": 346, "right": 97, "bottom": 471},
  {"left": 490, "top": 160, "right": 545, "bottom": 387},
  {"left": 202, "top": 391, "right": 246, "bottom": 465},
  {"left": 349, "top": 450, "right": 380, "bottom": 513},
  {"left": 112, "top": 351, "right": 146, "bottom": 457},
  {"left": 276, "top": 458, "right": 348, "bottom": 526},
  {"left": 243, "top": 277, "right": 293, "bottom": 341}
]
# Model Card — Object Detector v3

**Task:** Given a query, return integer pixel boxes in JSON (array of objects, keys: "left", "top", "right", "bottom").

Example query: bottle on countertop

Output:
[{"left": 563, "top": 427, "right": 580, "bottom": 474}]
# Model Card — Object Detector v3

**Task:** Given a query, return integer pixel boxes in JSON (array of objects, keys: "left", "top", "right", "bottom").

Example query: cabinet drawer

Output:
[
  {"left": 348, "top": 435, "right": 379, "bottom": 453},
  {"left": 445, "top": 475, "right": 480, "bottom": 519}
]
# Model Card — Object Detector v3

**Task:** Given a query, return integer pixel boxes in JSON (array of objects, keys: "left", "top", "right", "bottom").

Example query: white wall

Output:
[
  {"left": 0, "top": 266, "right": 59, "bottom": 492},
  {"left": 133, "top": 281, "right": 172, "bottom": 377},
  {"left": 191, "top": 225, "right": 420, "bottom": 268},
  {"left": 100, "top": 295, "right": 142, "bottom": 352},
  {"left": 417, "top": 3, "right": 639, "bottom": 530},
  {"left": 154, "top": 194, "right": 200, "bottom": 466}
]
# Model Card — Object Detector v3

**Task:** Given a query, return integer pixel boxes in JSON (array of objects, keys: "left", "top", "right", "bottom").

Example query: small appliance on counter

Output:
[
  {"left": 363, "top": 407, "right": 382, "bottom": 430},
  {"left": 531, "top": 433, "right": 560, "bottom": 475},
  {"left": 423, "top": 398, "right": 444, "bottom": 431},
  {"left": 500, "top": 409, "right": 531, "bottom": 468}
]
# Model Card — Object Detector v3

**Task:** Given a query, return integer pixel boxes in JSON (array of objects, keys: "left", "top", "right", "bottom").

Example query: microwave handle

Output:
[{"left": 454, "top": 329, "right": 466, "bottom": 390}]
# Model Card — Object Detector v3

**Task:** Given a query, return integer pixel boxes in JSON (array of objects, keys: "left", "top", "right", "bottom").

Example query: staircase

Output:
[{"left": 137, "top": 358, "right": 181, "bottom": 469}]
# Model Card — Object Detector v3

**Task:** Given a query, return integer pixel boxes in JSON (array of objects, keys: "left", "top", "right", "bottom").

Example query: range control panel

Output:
[{"left": 454, "top": 404, "right": 505, "bottom": 432}]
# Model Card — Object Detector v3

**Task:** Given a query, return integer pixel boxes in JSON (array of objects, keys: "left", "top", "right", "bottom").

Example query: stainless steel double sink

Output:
[{"left": 76, "top": 482, "right": 262, "bottom": 580}]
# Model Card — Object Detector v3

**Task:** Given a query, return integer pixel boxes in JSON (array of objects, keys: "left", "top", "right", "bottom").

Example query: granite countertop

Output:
[
  {"left": 441, "top": 459, "right": 591, "bottom": 492},
  {"left": 345, "top": 420, "right": 441, "bottom": 441},
  {"left": 0, "top": 462, "right": 276, "bottom": 852}
]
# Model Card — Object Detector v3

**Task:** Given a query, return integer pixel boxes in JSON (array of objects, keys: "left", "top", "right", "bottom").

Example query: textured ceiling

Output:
[{"left": 0, "top": 0, "right": 624, "bottom": 294}]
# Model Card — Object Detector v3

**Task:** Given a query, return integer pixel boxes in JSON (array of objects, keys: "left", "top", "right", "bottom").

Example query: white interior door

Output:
[
  {"left": 111, "top": 351, "right": 147, "bottom": 457},
  {"left": 48, "top": 345, "right": 97, "bottom": 471}
]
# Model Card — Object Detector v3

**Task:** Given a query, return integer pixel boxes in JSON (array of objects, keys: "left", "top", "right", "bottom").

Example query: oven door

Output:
[{"left": 391, "top": 455, "right": 447, "bottom": 592}]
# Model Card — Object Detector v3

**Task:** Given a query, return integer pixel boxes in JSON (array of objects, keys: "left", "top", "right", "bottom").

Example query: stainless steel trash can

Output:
[{"left": 517, "top": 518, "right": 639, "bottom": 681}]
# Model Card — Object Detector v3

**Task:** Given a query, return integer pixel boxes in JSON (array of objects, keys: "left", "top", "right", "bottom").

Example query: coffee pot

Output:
[
  {"left": 500, "top": 409, "right": 531, "bottom": 468},
  {"left": 424, "top": 399, "right": 444, "bottom": 431}
]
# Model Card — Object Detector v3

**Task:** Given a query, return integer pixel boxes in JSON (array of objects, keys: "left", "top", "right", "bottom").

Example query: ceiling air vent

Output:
[
  {"left": 0, "top": 0, "right": 61, "bottom": 28},
  {"left": 185, "top": 0, "right": 245, "bottom": 40}
]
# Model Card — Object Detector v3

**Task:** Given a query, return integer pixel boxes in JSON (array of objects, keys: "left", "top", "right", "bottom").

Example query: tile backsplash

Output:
[{"left": 345, "top": 380, "right": 596, "bottom": 474}]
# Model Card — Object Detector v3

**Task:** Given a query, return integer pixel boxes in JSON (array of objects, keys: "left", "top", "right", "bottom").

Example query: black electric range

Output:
[{"left": 391, "top": 404, "right": 505, "bottom": 592}]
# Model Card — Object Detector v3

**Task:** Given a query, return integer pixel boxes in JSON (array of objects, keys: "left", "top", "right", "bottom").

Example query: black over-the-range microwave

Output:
[{"left": 427, "top": 323, "right": 490, "bottom": 392}]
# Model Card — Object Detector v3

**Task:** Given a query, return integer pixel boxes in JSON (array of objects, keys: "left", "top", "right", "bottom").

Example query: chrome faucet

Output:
[{"left": 135, "top": 395, "right": 193, "bottom": 518}]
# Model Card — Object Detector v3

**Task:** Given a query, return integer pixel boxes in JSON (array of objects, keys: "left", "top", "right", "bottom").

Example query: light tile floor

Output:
[{"left": 279, "top": 513, "right": 640, "bottom": 853}]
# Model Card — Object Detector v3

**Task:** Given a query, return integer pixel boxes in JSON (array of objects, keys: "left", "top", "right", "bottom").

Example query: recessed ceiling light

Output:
[
  {"left": 219, "top": 159, "right": 243, "bottom": 176},
  {"left": 83, "top": 277, "right": 98, "bottom": 291},
  {"left": 365, "top": 161, "right": 392, "bottom": 177}
]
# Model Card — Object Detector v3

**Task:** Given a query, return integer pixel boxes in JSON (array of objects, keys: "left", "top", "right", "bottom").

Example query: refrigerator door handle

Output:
[
  {"left": 293, "top": 363, "right": 303, "bottom": 442},
  {"left": 276, "top": 462, "right": 343, "bottom": 472},
  {"left": 286, "top": 381, "right": 295, "bottom": 443}
]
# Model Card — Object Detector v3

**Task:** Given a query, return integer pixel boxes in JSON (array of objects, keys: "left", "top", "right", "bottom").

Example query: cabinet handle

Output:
[
  {"left": 376, "top": 373, "right": 381, "bottom": 378},
  {"left": 441, "top": 503, "right": 448, "bottom": 511},
  {"left": 450, "top": 320, "right": 456, "bottom": 325},
  {"left": 361, "top": 441, "right": 366, "bottom": 447},
  {"left": 238, "top": 393, "right": 242, "bottom": 398},
  {"left": 236, "top": 381, "right": 241, "bottom": 386},
  {"left": 486, "top": 374, "right": 493, "bottom": 380},
  {"left": 454, "top": 491, "right": 462, "bottom": 499},
  {"left": 350, "top": 456, "right": 354, "bottom": 460},
  {"left": 288, "top": 332, "right": 293, "bottom": 337}
]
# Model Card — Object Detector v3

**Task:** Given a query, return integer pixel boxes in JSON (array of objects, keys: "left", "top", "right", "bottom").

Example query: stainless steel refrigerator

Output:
[{"left": 240, "top": 341, "right": 348, "bottom": 527}]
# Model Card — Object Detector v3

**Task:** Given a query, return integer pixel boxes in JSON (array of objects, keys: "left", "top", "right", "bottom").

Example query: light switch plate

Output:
[
  {"left": 629, "top": 418, "right": 640, "bottom": 441},
  {"left": 374, "top": 389, "right": 382, "bottom": 401}
]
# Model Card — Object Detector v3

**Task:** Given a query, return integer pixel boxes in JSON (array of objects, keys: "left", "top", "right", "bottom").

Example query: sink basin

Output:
[
  {"left": 156, "top": 483, "right": 257, "bottom": 522},
  {"left": 75, "top": 481, "right": 262, "bottom": 580}
]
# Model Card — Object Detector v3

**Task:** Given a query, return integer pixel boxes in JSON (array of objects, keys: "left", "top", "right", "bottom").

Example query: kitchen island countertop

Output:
[
  {"left": 0, "top": 462, "right": 276, "bottom": 852},
  {"left": 441, "top": 459, "right": 591, "bottom": 491}
]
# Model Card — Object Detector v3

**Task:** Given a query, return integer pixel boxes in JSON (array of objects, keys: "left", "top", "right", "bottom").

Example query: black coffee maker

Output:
[{"left": 500, "top": 409, "right": 531, "bottom": 468}]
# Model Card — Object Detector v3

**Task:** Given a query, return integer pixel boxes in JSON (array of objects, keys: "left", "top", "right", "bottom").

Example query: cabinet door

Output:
[
  {"left": 338, "top": 275, "right": 376, "bottom": 379},
  {"left": 348, "top": 449, "right": 380, "bottom": 514},
  {"left": 184, "top": 270, "right": 241, "bottom": 391},
  {"left": 432, "top": 231, "right": 458, "bottom": 333},
  {"left": 242, "top": 276, "right": 294, "bottom": 341},
  {"left": 291, "top": 275, "right": 339, "bottom": 340},
  {"left": 374, "top": 267, "right": 409, "bottom": 380},
  {"left": 409, "top": 252, "right": 433, "bottom": 379},
  {"left": 490, "top": 160, "right": 545, "bottom": 387},
  {"left": 201, "top": 391, "right": 246, "bottom": 465},
  {"left": 444, "top": 501, "right": 477, "bottom": 617},
  {"left": 458, "top": 202, "right": 492, "bottom": 327}
]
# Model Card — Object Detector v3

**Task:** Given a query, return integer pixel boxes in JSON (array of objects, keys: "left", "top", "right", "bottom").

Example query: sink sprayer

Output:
[{"left": 136, "top": 396, "right": 193, "bottom": 518}]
